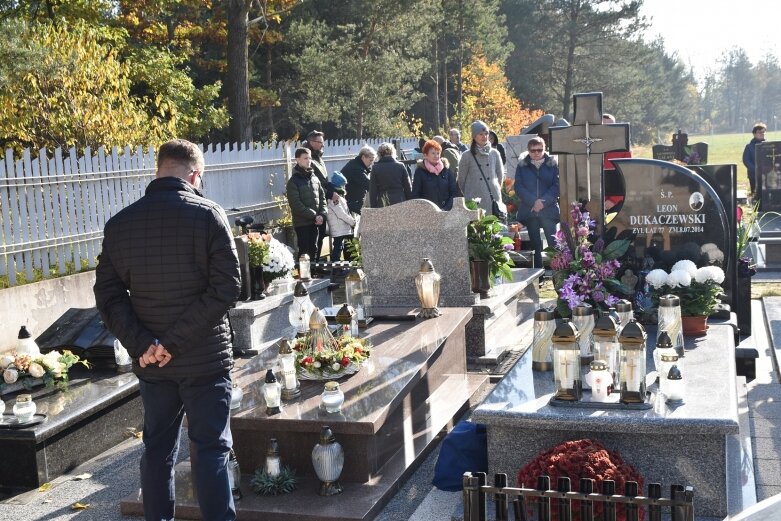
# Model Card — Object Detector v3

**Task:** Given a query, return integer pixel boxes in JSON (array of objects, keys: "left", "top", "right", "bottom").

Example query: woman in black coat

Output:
[
  {"left": 411, "top": 139, "right": 461, "bottom": 210},
  {"left": 489, "top": 130, "right": 507, "bottom": 165},
  {"left": 369, "top": 142, "right": 412, "bottom": 207}
]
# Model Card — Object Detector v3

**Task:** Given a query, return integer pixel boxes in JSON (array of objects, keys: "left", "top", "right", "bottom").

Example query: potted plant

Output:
[
  {"left": 646, "top": 260, "right": 726, "bottom": 336},
  {"left": 549, "top": 202, "right": 630, "bottom": 317},
  {"left": 465, "top": 200, "right": 514, "bottom": 296}
]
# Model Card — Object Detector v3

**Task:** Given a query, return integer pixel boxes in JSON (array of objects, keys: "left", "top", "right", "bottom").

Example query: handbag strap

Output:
[{"left": 472, "top": 151, "right": 497, "bottom": 204}]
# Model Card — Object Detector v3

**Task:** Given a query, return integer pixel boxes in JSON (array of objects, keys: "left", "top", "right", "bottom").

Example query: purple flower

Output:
[
  {"left": 593, "top": 238, "right": 604, "bottom": 253},
  {"left": 592, "top": 290, "right": 605, "bottom": 303},
  {"left": 554, "top": 230, "right": 568, "bottom": 250},
  {"left": 503, "top": 243, "right": 514, "bottom": 251},
  {"left": 581, "top": 251, "right": 595, "bottom": 267},
  {"left": 576, "top": 225, "right": 590, "bottom": 237},
  {"left": 606, "top": 295, "right": 619, "bottom": 306}
]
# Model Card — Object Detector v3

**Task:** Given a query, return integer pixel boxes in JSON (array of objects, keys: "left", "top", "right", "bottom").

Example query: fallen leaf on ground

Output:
[
  {"left": 38, "top": 483, "right": 52, "bottom": 492},
  {"left": 72, "top": 502, "right": 90, "bottom": 510}
]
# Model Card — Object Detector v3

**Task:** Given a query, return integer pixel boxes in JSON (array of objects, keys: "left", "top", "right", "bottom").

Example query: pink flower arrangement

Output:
[{"left": 550, "top": 203, "right": 630, "bottom": 317}]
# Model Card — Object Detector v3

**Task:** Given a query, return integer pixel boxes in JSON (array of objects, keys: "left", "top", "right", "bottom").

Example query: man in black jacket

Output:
[
  {"left": 94, "top": 139, "right": 241, "bottom": 521},
  {"left": 304, "top": 130, "right": 333, "bottom": 261}
]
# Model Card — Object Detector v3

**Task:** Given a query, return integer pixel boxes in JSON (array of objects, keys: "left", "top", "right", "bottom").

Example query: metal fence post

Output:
[
  {"left": 536, "top": 475, "right": 551, "bottom": 521},
  {"left": 494, "top": 473, "right": 508, "bottom": 521},
  {"left": 625, "top": 481, "right": 639, "bottom": 521},
  {"left": 557, "top": 477, "right": 572, "bottom": 521},
  {"left": 475, "top": 472, "right": 487, "bottom": 521},
  {"left": 579, "top": 478, "right": 594, "bottom": 521},
  {"left": 602, "top": 479, "right": 616, "bottom": 521},
  {"left": 647, "top": 483, "right": 662, "bottom": 521},
  {"left": 463, "top": 473, "right": 479, "bottom": 521}
]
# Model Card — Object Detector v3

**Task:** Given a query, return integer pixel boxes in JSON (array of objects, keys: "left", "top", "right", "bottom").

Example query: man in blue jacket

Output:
[
  {"left": 94, "top": 139, "right": 241, "bottom": 521},
  {"left": 515, "top": 136, "right": 560, "bottom": 269},
  {"left": 743, "top": 123, "right": 767, "bottom": 200}
]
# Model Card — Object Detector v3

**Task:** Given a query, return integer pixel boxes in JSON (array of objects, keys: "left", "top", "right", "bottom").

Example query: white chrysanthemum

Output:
[
  {"left": 671, "top": 260, "right": 698, "bottom": 277},
  {"left": 645, "top": 269, "right": 669, "bottom": 289},
  {"left": 3, "top": 368, "right": 18, "bottom": 384},
  {"left": 262, "top": 238, "right": 295, "bottom": 276},
  {"left": 695, "top": 266, "right": 725, "bottom": 284},
  {"left": 667, "top": 270, "right": 692, "bottom": 288}
]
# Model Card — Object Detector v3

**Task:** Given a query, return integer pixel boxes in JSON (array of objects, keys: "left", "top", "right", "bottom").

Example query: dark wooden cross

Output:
[{"left": 549, "top": 92, "right": 630, "bottom": 228}]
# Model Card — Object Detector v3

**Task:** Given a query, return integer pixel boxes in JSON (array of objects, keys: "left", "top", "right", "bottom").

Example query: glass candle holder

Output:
[
  {"left": 572, "top": 304, "right": 594, "bottom": 365},
  {"left": 552, "top": 319, "right": 581, "bottom": 401},
  {"left": 230, "top": 382, "right": 244, "bottom": 410},
  {"left": 657, "top": 294, "right": 684, "bottom": 351},
  {"left": 592, "top": 313, "right": 620, "bottom": 390},
  {"left": 345, "top": 268, "right": 368, "bottom": 322},
  {"left": 312, "top": 426, "right": 344, "bottom": 496},
  {"left": 663, "top": 364, "right": 685, "bottom": 403},
  {"left": 266, "top": 438, "right": 281, "bottom": 477},
  {"left": 618, "top": 320, "right": 647, "bottom": 404},
  {"left": 263, "top": 369, "right": 282, "bottom": 415},
  {"left": 415, "top": 258, "right": 442, "bottom": 319},
  {"left": 531, "top": 308, "right": 556, "bottom": 371},
  {"left": 615, "top": 299, "right": 633, "bottom": 330},
  {"left": 299, "top": 254, "right": 311, "bottom": 281},
  {"left": 584, "top": 360, "right": 613, "bottom": 402},
  {"left": 278, "top": 339, "right": 301, "bottom": 400},
  {"left": 13, "top": 394, "right": 36, "bottom": 423},
  {"left": 320, "top": 381, "right": 345, "bottom": 413}
]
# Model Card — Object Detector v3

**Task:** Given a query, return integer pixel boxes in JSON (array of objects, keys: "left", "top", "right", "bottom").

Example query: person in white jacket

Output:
[{"left": 326, "top": 171, "right": 356, "bottom": 262}]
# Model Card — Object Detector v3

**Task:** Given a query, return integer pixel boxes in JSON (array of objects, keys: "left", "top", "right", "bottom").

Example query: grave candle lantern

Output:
[
  {"left": 592, "top": 313, "right": 620, "bottom": 389},
  {"left": 320, "top": 381, "right": 345, "bottom": 413},
  {"left": 664, "top": 363, "right": 685, "bottom": 403},
  {"left": 415, "top": 258, "right": 442, "bottom": 319},
  {"left": 572, "top": 304, "right": 595, "bottom": 365},
  {"left": 265, "top": 438, "right": 281, "bottom": 477},
  {"left": 17, "top": 326, "right": 40, "bottom": 357},
  {"left": 230, "top": 381, "right": 244, "bottom": 410},
  {"left": 13, "top": 394, "right": 36, "bottom": 423},
  {"left": 653, "top": 331, "right": 677, "bottom": 381},
  {"left": 618, "top": 320, "right": 647, "bottom": 404},
  {"left": 299, "top": 254, "right": 311, "bottom": 281},
  {"left": 615, "top": 299, "right": 633, "bottom": 329},
  {"left": 278, "top": 339, "right": 301, "bottom": 400},
  {"left": 552, "top": 319, "right": 581, "bottom": 401},
  {"left": 531, "top": 308, "right": 556, "bottom": 371},
  {"left": 657, "top": 294, "right": 684, "bottom": 351},
  {"left": 312, "top": 426, "right": 344, "bottom": 496},
  {"left": 659, "top": 351, "right": 683, "bottom": 401},
  {"left": 584, "top": 360, "right": 613, "bottom": 402},
  {"left": 288, "top": 282, "right": 316, "bottom": 337},
  {"left": 335, "top": 303, "right": 358, "bottom": 337},
  {"left": 263, "top": 368, "right": 282, "bottom": 415},
  {"left": 345, "top": 267, "right": 368, "bottom": 324}
]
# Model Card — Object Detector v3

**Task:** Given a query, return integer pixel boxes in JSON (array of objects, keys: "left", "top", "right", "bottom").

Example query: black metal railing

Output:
[{"left": 462, "top": 472, "right": 695, "bottom": 521}]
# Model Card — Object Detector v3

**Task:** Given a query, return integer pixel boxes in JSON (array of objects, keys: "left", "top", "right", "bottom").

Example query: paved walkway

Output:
[{"left": 2, "top": 298, "right": 781, "bottom": 520}]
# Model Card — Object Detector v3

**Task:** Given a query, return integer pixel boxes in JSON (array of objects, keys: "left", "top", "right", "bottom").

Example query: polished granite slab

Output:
[
  {"left": 122, "top": 307, "right": 487, "bottom": 520},
  {"left": 472, "top": 323, "right": 742, "bottom": 517},
  {"left": 0, "top": 368, "right": 142, "bottom": 490}
]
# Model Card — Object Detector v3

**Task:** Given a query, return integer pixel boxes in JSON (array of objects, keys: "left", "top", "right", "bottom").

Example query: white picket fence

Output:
[{"left": 0, "top": 137, "right": 416, "bottom": 287}]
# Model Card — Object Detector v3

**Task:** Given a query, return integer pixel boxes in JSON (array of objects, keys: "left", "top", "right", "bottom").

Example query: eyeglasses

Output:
[{"left": 529, "top": 148, "right": 544, "bottom": 153}]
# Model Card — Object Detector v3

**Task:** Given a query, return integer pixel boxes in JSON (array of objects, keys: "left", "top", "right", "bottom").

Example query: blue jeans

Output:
[
  {"left": 330, "top": 235, "right": 351, "bottom": 262},
  {"left": 522, "top": 215, "right": 558, "bottom": 268},
  {"left": 138, "top": 371, "right": 235, "bottom": 521}
]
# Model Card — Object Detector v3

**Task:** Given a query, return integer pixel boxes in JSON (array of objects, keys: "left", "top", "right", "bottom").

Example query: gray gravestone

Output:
[
  {"left": 549, "top": 92, "right": 630, "bottom": 227},
  {"left": 359, "top": 197, "right": 479, "bottom": 310},
  {"left": 757, "top": 141, "right": 781, "bottom": 212},
  {"left": 608, "top": 159, "right": 730, "bottom": 278}
]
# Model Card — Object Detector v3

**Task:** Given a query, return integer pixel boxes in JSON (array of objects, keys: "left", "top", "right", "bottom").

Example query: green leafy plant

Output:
[
  {"left": 250, "top": 467, "right": 297, "bottom": 496},
  {"left": 345, "top": 238, "right": 362, "bottom": 266},
  {"left": 465, "top": 199, "right": 514, "bottom": 283}
]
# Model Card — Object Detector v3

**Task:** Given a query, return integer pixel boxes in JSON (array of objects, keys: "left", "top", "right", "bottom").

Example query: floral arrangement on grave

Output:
[
  {"left": 246, "top": 232, "right": 271, "bottom": 268},
  {"left": 736, "top": 203, "right": 781, "bottom": 278},
  {"left": 293, "top": 309, "right": 372, "bottom": 380},
  {"left": 261, "top": 235, "right": 295, "bottom": 284},
  {"left": 550, "top": 202, "right": 630, "bottom": 317},
  {"left": 465, "top": 199, "right": 514, "bottom": 283},
  {"left": 1, "top": 350, "right": 88, "bottom": 392},
  {"left": 517, "top": 438, "right": 644, "bottom": 521},
  {"left": 646, "top": 260, "right": 725, "bottom": 317}
]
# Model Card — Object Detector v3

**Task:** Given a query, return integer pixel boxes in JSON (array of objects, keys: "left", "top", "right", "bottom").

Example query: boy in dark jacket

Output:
[{"left": 287, "top": 147, "right": 327, "bottom": 261}]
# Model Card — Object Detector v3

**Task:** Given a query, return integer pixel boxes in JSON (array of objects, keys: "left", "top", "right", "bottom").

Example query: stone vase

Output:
[
  {"left": 250, "top": 266, "right": 266, "bottom": 300},
  {"left": 681, "top": 315, "right": 707, "bottom": 336},
  {"left": 470, "top": 260, "right": 491, "bottom": 297}
]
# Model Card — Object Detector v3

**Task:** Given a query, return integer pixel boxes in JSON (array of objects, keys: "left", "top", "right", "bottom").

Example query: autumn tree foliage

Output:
[{"left": 454, "top": 53, "right": 543, "bottom": 137}]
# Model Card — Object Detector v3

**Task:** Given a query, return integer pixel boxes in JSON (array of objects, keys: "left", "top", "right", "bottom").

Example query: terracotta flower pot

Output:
[{"left": 682, "top": 315, "right": 707, "bottom": 336}]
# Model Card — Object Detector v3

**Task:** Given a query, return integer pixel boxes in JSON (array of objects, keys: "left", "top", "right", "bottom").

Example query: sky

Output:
[{"left": 640, "top": 0, "right": 781, "bottom": 82}]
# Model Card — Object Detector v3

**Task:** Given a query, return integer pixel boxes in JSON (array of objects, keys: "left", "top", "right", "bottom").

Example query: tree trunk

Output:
[
  {"left": 226, "top": 0, "right": 252, "bottom": 144},
  {"left": 266, "top": 46, "right": 275, "bottom": 135},
  {"left": 442, "top": 46, "right": 449, "bottom": 130}
]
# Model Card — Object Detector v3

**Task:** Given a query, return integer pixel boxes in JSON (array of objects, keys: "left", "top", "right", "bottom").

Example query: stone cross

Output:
[{"left": 549, "top": 92, "right": 630, "bottom": 227}]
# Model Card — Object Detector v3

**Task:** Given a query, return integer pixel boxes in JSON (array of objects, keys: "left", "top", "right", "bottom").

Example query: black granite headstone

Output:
[
  {"left": 651, "top": 131, "right": 708, "bottom": 165},
  {"left": 608, "top": 159, "right": 730, "bottom": 277},
  {"left": 757, "top": 141, "right": 781, "bottom": 212},
  {"left": 651, "top": 144, "right": 676, "bottom": 162}
]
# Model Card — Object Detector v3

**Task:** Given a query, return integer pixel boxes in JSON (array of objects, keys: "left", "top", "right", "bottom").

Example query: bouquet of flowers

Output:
[
  {"left": 246, "top": 232, "right": 270, "bottom": 267},
  {"left": 293, "top": 334, "right": 372, "bottom": 380},
  {"left": 1, "top": 349, "right": 88, "bottom": 392},
  {"left": 517, "top": 439, "right": 644, "bottom": 521},
  {"left": 645, "top": 260, "right": 725, "bottom": 317},
  {"left": 501, "top": 177, "right": 519, "bottom": 217},
  {"left": 262, "top": 236, "right": 295, "bottom": 284},
  {"left": 550, "top": 202, "right": 630, "bottom": 317}
]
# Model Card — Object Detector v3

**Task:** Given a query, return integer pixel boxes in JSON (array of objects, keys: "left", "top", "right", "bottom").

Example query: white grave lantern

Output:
[
  {"left": 278, "top": 339, "right": 300, "bottom": 400},
  {"left": 552, "top": 319, "right": 581, "bottom": 401},
  {"left": 657, "top": 294, "right": 684, "bottom": 351},
  {"left": 345, "top": 267, "right": 368, "bottom": 324},
  {"left": 572, "top": 304, "right": 594, "bottom": 365},
  {"left": 288, "top": 282, "right": 316, "bottom": 337},
  {"left": 584, "top": 360, "right": 613, "bottom": 402},
  {"left": 592, "top": 313, "right": 620, "bottom": 390},
  {"left": 415, "top": 258, "right": 442, "bottom": 319},
  {"left": 531, "top": 308, "right": 556, "bottom": 371},
  {"left": 299, "top": 254, "right": 311, "bottom": 281},
  {"left": 618, "top": 320, "right": 647, "bottom": 404}
]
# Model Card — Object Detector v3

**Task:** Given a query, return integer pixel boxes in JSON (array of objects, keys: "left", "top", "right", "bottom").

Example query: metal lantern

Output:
[
  {"left": 615, "top": 299, "right": 634, "bottom": 329},
  {"left": 263, "top": 368, "right": 282, "bottom": 415},
  {"left": 299, "top": 254, "right": 312, "bottom": 281},
  {"left": 345, "top": 267, "right": 368, "bottom": 324},
  {"left": 415, "top": 258, "right": 442, "bottom": 319},
  {"left": 335, "top": 303, "right": 359, "bottom": 337},
  {"left": 312, "top": 426, "right": 344, "bottom": 496},
  {"left": 288, "top": 281, "right": 316, "bottom": 337},
  {"left": 266, "top": 438, "right": 281, "bottom": 477},
  {"left": 552, "top": 319, "right": 582, "bottom": 401},
  {"left": 531, "top": 308, "right": 556, "bottom": 371},
  {"left": 572, "top": 304, "right": 595, "bottom": 365},
  {"left": 278, "top": 339, "right": 301, "bottom": 400},
  {"left": 592, "top": 313, "right": 620, "bottom": 389},
  {"left": 618, "top": 320, "right": 648, "bottom": 404},
  {"left": 658, "top": 294, "right": 684, "bottom": 351},
  {"left": 17, "top": 326, "right": 40, "bottom": 357},
  {"left": 663, "top": 363, "right": 685, "bottom": 403}
]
